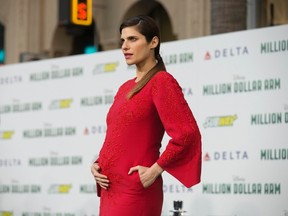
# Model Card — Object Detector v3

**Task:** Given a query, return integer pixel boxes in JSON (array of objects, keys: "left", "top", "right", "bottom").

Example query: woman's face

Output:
[{"left": 120, "top": 26, "right": 156, "bottom": 66}]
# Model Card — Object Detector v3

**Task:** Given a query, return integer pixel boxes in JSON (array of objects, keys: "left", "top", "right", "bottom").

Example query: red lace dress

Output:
[{"left": 96, "top": 71, "right": 201, "bottom": 216}]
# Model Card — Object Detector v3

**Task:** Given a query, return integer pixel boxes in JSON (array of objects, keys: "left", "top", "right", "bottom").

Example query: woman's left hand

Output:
[{"left": 128, "top": 163, "right": 163, "bottom": 188}]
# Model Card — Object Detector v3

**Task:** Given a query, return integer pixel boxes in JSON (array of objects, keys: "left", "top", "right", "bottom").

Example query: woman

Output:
[{"left": 91, "top": 15, "right": 202, "bottom": 216}]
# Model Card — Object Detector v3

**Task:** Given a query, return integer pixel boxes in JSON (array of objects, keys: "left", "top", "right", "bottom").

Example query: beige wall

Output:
[
  {"left": 1, "top": 0, "right": 286, "bottom": 65},
  {"left": 157, "top": 0, "right": 210, "bottom": 39},
  {"left": 267, "top": 0, "right": 288, "bottom": 25},
  {"left": 0, "top": 0, "right": 211, "bottom": 64},
  {"left": 0, "top": 0, "right": 59, "bottom": 63}
]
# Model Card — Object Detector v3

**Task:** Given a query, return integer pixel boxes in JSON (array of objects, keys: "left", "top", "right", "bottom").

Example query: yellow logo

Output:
[
  {"left": 0, "top": 211, "right": 13, "bottom": 216},
  {"left": 104, "top": 62, "right": 118, "bottom": 72},
  {"left": 0, "top": 131, "right": 14, "bottom": 139},
  {"left": 58, "top": 184, "right": 72, "bottom": 193},
  {"left": 218, "top": 115, "right": 237, "bottom": 126},
  {"left": 50, "top": 99, "right": 73, "bottom": 109},
  {"left": 49, "top": 184, "right": 72, "bottom": 193},
  {"left": 204, "top": 115, "right": 237, "bottom": 128},
  {"left": 93, "top": 62, "right": 119, "bottom": 74}
]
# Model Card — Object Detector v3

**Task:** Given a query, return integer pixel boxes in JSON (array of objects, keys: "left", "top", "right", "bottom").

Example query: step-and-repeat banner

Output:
[{"left": 0, "top": 24, "right": 287, "bottom": 216}]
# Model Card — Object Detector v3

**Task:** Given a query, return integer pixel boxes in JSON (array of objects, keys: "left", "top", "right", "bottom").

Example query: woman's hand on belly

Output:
[
  {"left": 128, "top": 163, "right": 164, "bottom": 188},
  {"left": 91, "top": 163, "right": 110, "bottom": 190}
]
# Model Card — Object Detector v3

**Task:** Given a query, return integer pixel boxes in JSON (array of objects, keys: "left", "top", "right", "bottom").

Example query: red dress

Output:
[{"left": 96, "top": 71, "right": 201, "bottom": 216}]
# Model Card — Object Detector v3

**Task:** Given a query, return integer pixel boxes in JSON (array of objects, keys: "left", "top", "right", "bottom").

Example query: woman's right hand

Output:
[{"left": 91, "top": 163, "right": 110, "bottom": 190}]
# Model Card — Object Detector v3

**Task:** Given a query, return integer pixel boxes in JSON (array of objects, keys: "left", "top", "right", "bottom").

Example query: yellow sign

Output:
[
  {"left": 71, "top": 0, "right": 92, "bottom": 26},
  {"left": 0, "top": 131, "right": 14, "bottom": 139}
]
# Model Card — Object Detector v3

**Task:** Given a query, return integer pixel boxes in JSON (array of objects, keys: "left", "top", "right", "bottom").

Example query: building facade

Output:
[{"left": 0, "top": 0, "right": 287, "bottom": 65}]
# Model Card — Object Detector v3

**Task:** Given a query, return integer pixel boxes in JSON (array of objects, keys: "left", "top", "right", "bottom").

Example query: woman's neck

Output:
[{"left": 135, "top": 60, "right": 157, "bottom": 82}]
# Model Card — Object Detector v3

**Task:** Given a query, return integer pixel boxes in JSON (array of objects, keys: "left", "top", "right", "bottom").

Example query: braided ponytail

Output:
[{"left": 127, "top": 53, "right": 166, "bottom": 99}]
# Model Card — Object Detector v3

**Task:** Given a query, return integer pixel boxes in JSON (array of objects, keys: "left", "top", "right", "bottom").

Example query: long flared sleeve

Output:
[{"left": 152, "top": 71, "right": 202, "bottom": 188}]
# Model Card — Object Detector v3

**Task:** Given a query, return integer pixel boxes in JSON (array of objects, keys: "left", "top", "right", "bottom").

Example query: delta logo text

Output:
[
  {"left": 23, "top": 126, "right": 76, "bottom": 138},
  {"left": 202, "top": 176, "right": 281, "bottom": 195},
  {"left": 163, "top": 52, "right": 193, "bottom": 65},
  {"left": 0, "top": 75, "right": 22, "bottom": 85},
  {"left": 0, "top": 101, "right": 42, "bottom": 114},
  {"left": 0, "top": 158, "right": 21, "bottom": 167},
  {"left": 83, "top": 125, "right": 107, "bottom": 135},
  {"left": 251, "top": 112, "right": 288, "bottom": 125},
  {"left": 29, "top": 156, "right": 82, "bottom": 166},
  {"left": 0, "top": 184, "right": 41, "bottom": 194},
  {"left": 49, "top": 98, "right": 73, "bottom": 110},
  {"left": 182, "top": 87, "right": 193, "bottom": 97},
  {"left": 261, "top": 39, "right": 288, "bottom": 54},
  {"left": 48, "top": 184, "right": 72, "bottom": 194},
  {"left": 203, "top": 77, "right": 280, "bottom": 95},
  {"left": 260, "top": 148, "right": 288, "bottom": 160},
  {"left": 163, "top": 183, "right": 193, "bottom": 193},
  {"left": 204, "top": 46, "right": 248, "bottom": 60},
  {"left": 203, "top": 115, "right": 237, "bottom": 128},
  {"left": 0, "top": 131, "right": 14, "bottom": 140},
  {"left": 93, "top": 61, "right": 119, "bottom": 74},
  {"left": 30, "top": 66, "right": 83, "bottom": 81},
  {"left": 204, "top": 150, "right": 248, "bottom": 161}
]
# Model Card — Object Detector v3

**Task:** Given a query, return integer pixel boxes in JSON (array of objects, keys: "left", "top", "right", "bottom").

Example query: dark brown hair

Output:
[{"left": 120, "top": 15, "right": 166, "bottom": 98}]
